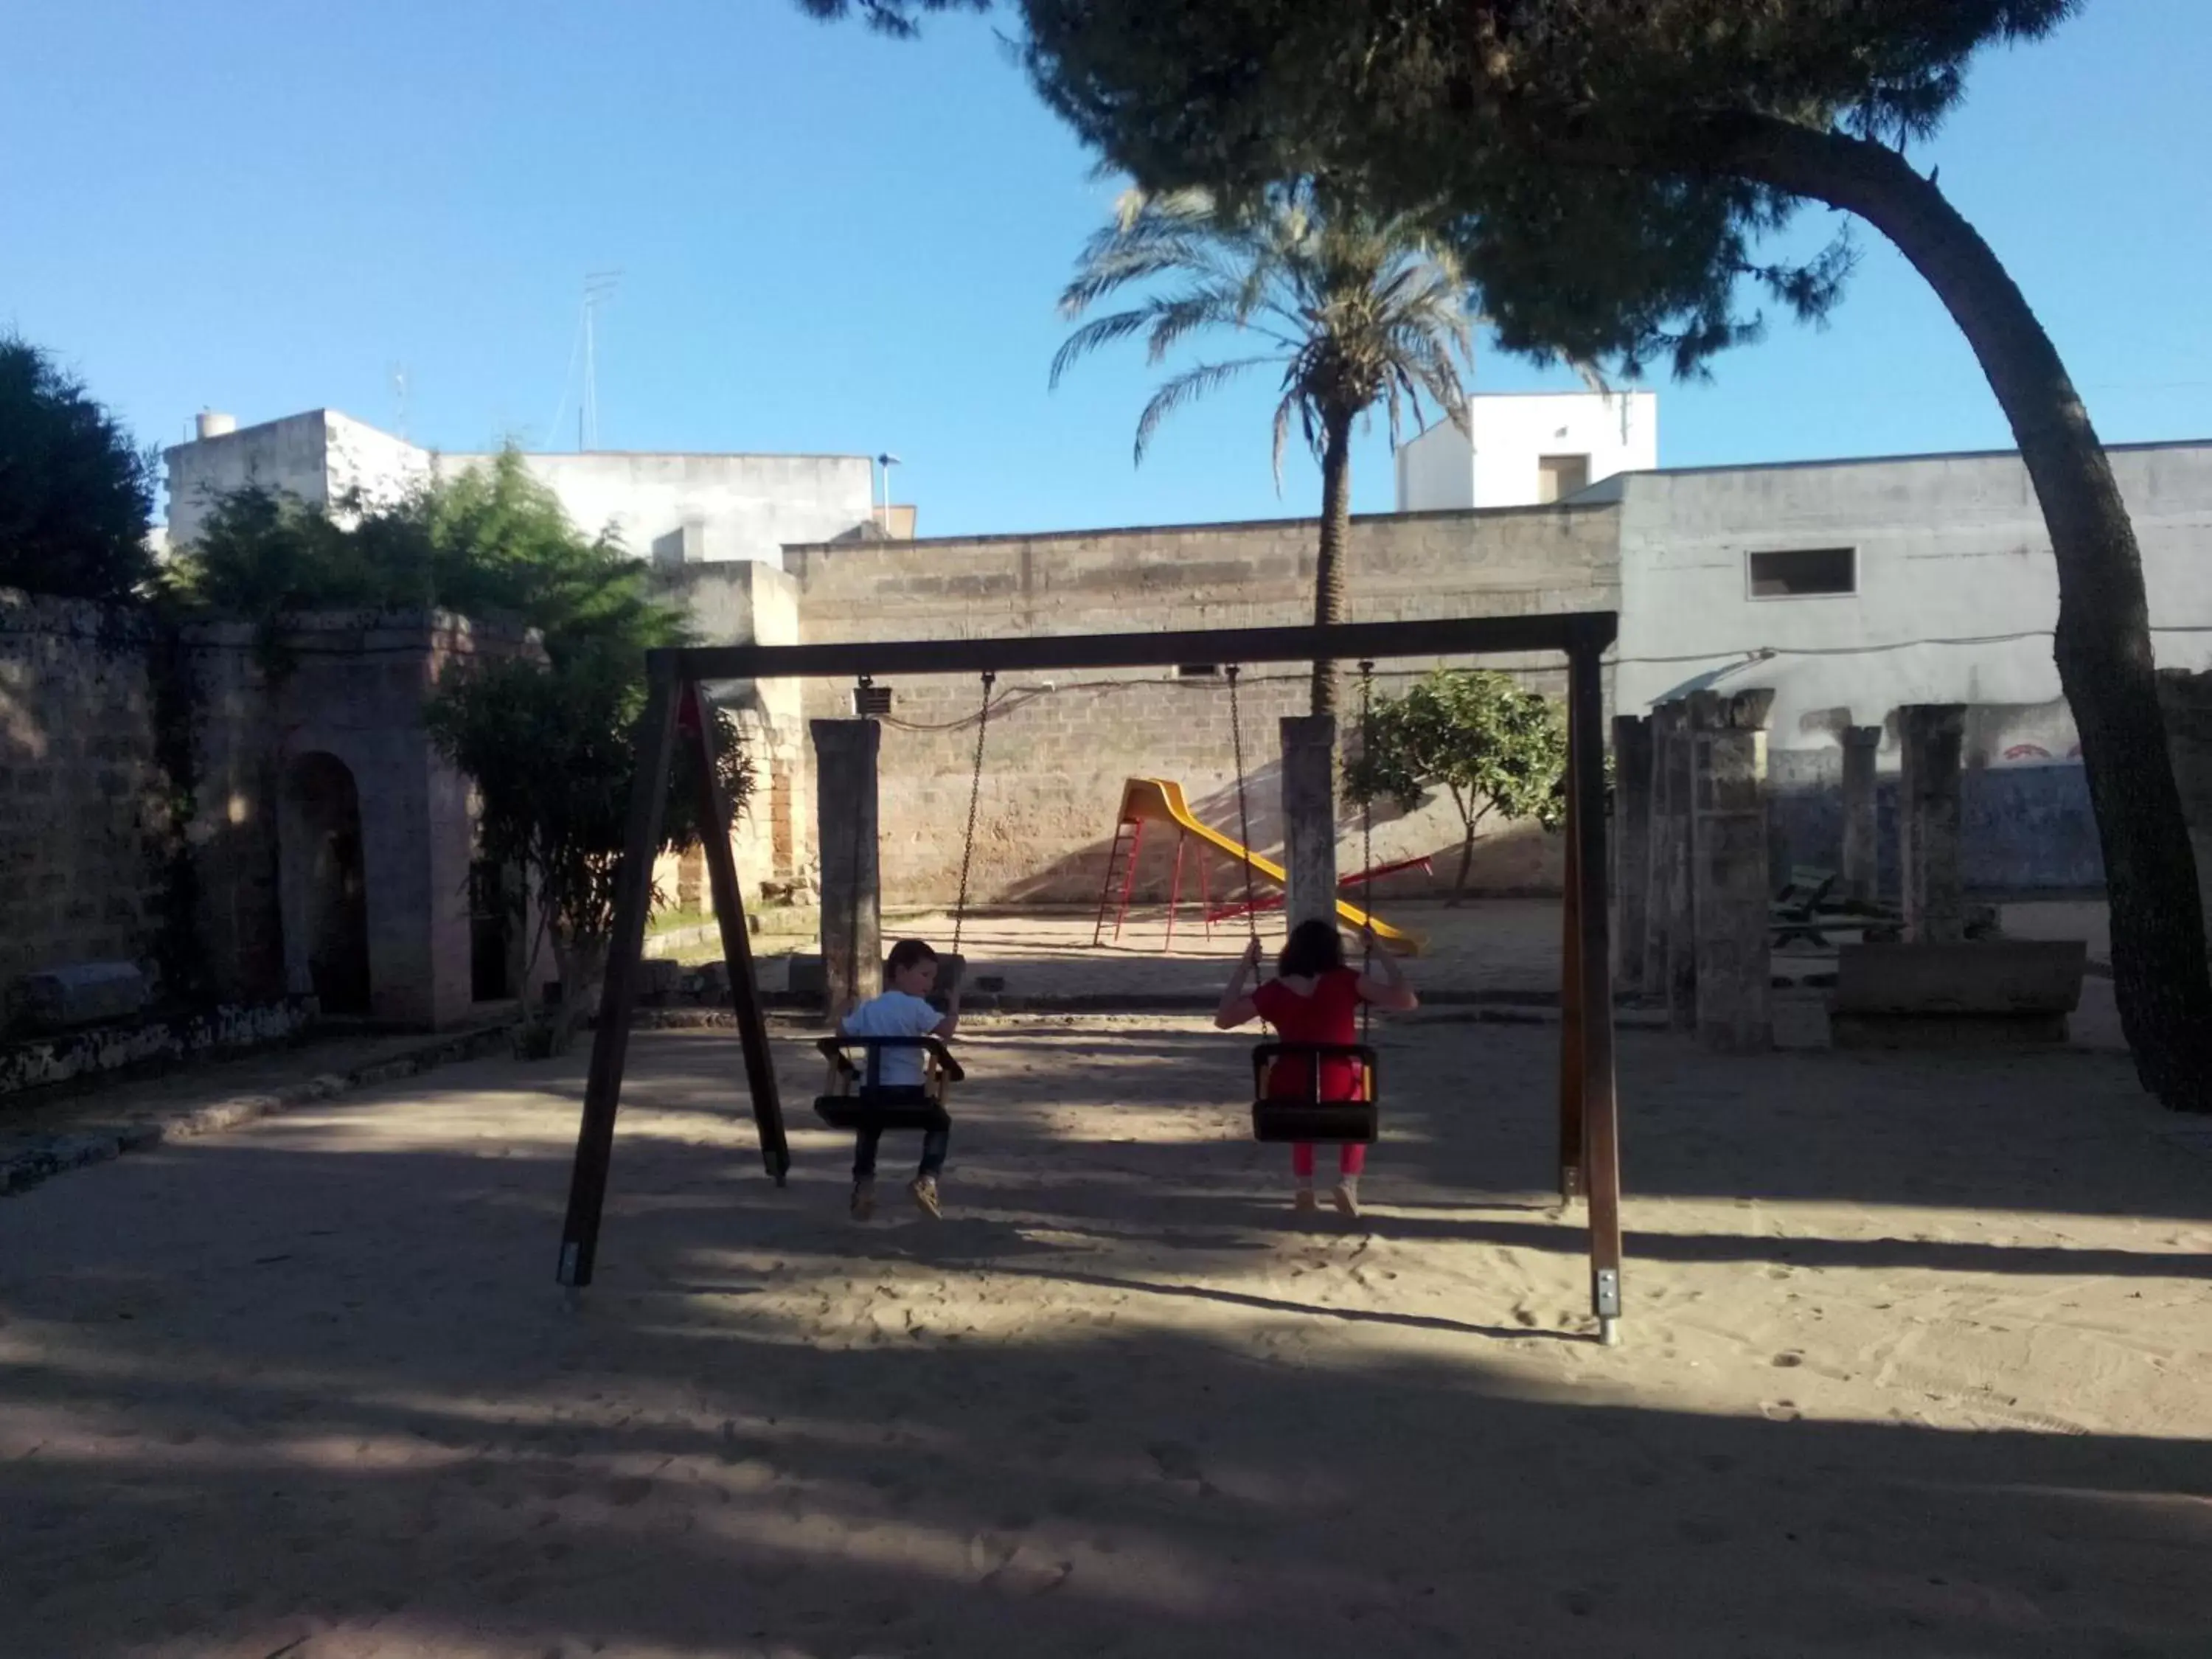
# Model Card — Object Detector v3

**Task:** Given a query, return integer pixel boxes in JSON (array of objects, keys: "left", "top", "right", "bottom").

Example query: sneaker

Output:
[
  {"left": 1332, "top": 1183, "right": 1360, "bottom": 1220},
  {"left": 850, "top": 1179, "right": 876, "bottom": 1220},
  {"left": 909, "top": 1175, "right": 942, "bottom": 1219},
  {"left": 1293, "top": 1186, "right": 1318, "bottom": 1214}
]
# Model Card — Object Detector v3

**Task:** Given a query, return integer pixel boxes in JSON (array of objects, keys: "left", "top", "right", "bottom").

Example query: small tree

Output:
[
  {"left": 169, "top": 451, "right": 750, "bottom": 1055},
  {"left": 164, "top": 448, "right": 667, "bottom": 668},
  {"left": 0, "top": 336, "right": 155, "bottom": 602},
  {"left": 424, "top": 658, "right": 751, "bottom": 1055},
  {"left": 1343, "top": 669, "right": 1565, "bottom": 905}
]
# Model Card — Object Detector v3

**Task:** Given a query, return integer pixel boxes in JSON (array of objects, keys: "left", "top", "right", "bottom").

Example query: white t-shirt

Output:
[{"left": 841, "top": 991, "right": 943, "bottom": 1088}]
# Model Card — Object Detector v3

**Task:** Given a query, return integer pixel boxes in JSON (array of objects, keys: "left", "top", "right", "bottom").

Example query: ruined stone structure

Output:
[{"left": 2, "top": 591, "right": 543, "bottom": 1034}]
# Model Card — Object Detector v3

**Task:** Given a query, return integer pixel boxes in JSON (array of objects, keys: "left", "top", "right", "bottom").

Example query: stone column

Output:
[
  {"left": 1644, "top": 701, "right": 1697, "bottom": 1029},
  {"left": 1611, "top": 714, "right": 1653, "bottom": 995},
  {"left": 1839, "top": 724, "right": 1882, "bottom": 904},
  {"left": 1690, "top": 689, "right": 1775, "bottom": 1051},
  {"left": 813, "top": 718, "right": 881, "bottom": 1015},
  {"left": 1899, "top": 704, "right": 1966, "bottom": 944},
  {"left": 2156, "top": 669, "right": 2212, "bottom": 947},
  {"left": 1279, "top": 715, "right": 1340, "bottom": 935}
]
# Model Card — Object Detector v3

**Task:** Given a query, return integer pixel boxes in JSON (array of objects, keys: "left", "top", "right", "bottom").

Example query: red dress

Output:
[{"left": 1253, "top": 968, "right": 1366, "bottom": 1101}]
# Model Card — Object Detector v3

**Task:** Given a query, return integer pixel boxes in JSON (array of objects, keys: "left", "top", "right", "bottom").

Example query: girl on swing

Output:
[{"left": 1215, "top": 917, "right": 1418, "bottom": 1217}]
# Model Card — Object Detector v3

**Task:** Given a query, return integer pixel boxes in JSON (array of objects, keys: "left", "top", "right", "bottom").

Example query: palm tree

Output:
[{"left": 1053, "top": 179, "right": 1475, "bottom": 714}]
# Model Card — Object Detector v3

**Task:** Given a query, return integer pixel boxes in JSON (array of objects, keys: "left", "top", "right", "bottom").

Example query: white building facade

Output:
[
  {"left": 1395, "top": 390, "right": 1658, "bottom": 511},
  {"left": 164, "top": 409, "right": 884, "bottom": 570},
  {"left": 1607, "top": 441, "right": 2212, "bottom": 754},
  {"left": 1601, "top": 439, "right": 2212, "bottom": 890}
]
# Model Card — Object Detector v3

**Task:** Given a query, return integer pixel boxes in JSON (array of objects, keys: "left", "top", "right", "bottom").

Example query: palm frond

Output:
[
  {"left": 1270, "top": 390, "right": 1303, "bottom": 494},
  {"left": 1049, "top": 310, "right": 1154, "bottom": 389},
  {"left": 1056, "top": 177, "right": 1479, "bottom": 487},
  {"left": 1133, "top": 357, "right": 1273, "bottom": 466},
  {"left": 1144, "top": 290, "right": 1259, "bottom": 364}
]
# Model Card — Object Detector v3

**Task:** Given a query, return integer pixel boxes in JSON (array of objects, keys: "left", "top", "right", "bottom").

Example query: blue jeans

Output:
[{"left": 851, "top": 1089, "right": 949, "bottom": 1180}]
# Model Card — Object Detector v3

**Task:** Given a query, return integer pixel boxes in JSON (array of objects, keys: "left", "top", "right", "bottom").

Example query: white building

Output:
[
  {"left": 164, "top": 408, "right": 891, "bottom": 570},
  {"left": 1395, "top": 390, "right": 1658, "bottom": 511},
  {"left": 1589, "top": 438, "right": 2212, "bottom": 889},
  {"left": 1601, "top": 441, "right": 2212, "bottom": 754}
]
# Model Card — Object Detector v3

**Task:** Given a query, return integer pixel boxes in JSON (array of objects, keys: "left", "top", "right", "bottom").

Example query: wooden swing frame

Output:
[{"left": 553, "top": 613, "right": 1627, "bottom": 1344}]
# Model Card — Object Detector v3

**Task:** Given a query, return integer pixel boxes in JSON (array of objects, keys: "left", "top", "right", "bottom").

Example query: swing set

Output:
[
  {"left": 553, "top": 613, "right": 1627, "bottom": 1344},
  {"left": 811, "top": 669, "right": 996, "bottom": 1138}
]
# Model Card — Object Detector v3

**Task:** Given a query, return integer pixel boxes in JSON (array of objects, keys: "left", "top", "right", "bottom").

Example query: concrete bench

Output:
[{"left": 1829, "top": 939, "right": 2087, "bottom": 1048}]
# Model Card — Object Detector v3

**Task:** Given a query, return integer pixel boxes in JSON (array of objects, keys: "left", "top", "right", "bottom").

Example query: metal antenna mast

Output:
[{"left": 582, "top": 270, "right": 621, "bottom": 451}]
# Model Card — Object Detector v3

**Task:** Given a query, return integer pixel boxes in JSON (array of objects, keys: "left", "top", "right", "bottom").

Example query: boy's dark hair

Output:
[
  {"left": 1276, "top": 918, "right": 1346, "bottom": 979},
  {"left": 886, "top": 938, "right": 939, "bottom": 976}
]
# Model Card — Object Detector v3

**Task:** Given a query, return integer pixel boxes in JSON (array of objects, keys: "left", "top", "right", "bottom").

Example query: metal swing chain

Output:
[
  {"left": 1226, "top": 665, "right": 1261, "bottom": 950},
  {"left": 1226, "top": 664, "right": 1270, "bottom": 1039},
  {"left": 1358, "top": 660, "right": 1377, "bottom": 1042},
  {"left": 949, "top": 671, "right": 995, "bottom": 963},
  {"left": 844, "top": 678, "right": 867, "bottom": 1020}
]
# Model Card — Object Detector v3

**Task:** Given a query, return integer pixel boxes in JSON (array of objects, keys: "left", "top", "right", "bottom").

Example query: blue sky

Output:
[{"left": 4, "top": 1, "right": 2208, "bottom": 538}]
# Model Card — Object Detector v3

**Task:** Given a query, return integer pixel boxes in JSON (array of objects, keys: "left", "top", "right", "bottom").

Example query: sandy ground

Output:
[
  {"left": 3, "top": 1011, "right": 2208, "bottom": 1658},
  {"left": 700, "top": 897, "right": 2119, "bottom": 1015}
]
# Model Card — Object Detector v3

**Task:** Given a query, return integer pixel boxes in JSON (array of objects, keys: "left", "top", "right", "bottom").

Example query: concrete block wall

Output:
[
  {"left": 0, "top": 594, "right": 170, "bottom": 991},
  {"left": 786, "top": 505, "right": 1617, "bottom": 905}
]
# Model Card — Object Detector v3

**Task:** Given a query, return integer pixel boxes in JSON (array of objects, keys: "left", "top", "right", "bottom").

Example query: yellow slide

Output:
[{"left": 1115, "top": 778, "right": 1424, "bottom": 955}]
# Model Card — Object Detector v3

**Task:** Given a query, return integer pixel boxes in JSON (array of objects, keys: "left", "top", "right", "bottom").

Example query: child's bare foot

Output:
[
  {"left": 909, "top": 1175, "right": 942, "bottom": 1219},
  {"left": 1293, "top": 1186, "right": 1318, "bottom": 1214},
  {"left": 850, "top": 1179, "right": 875, "bottom": 1220}
]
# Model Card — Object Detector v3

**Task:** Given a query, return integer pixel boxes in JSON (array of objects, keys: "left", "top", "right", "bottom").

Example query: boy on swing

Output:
[
  {"left": 1216, "top": 918, "right": 1418, "bottom": 1216},
  {"left": 841, "top": 938, "right": 961, "bottom": 1220}
]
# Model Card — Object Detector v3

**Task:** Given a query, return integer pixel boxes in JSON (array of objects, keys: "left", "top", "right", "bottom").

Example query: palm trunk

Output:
[
  {"left": 1719, "top": 118, "right": 2212, "bottom": 1109},
  {"left": 1311, "top": 406, "right": 1355, "bottom": 717}
]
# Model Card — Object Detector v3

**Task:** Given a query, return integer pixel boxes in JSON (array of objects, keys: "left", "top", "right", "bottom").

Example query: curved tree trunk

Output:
[
  {"left": 1716, "top": 118, "right": 2212, "bottom": 1110},
  {"left": 1311, "top": 406, "right": 1356, "bottom": 716}
]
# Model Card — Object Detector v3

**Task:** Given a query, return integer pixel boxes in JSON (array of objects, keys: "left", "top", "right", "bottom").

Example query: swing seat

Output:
[
  {"left": 813, "top": 1035, "right": 962, "bottom": 1133},
  {"left": 1250, "top": 1042, "right": 1380, "bottom": 1144}
]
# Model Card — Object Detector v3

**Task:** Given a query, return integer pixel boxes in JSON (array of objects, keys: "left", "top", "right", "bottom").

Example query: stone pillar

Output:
[
  {"left": 1689, "top": 689, "right": 1775, "bottom": 1051},
  {"left": 813, "top": 719, "right": 881, "bottom": 1015},
  {"left": 2156, "top": 669, "right": 2212, "bottom": 947},
  {"left": 1644, "top": 701, "right": 1697, "bottom": 1029},
  {"left": 1280, "top": 715, "right": 1340, "bottom": 936},
  {"left": 1611, "top": 714, "right": 1653, "bottom": 995},
  {"left": 1839, "top": 724, "right": 1882, "bottom": 904},
  {"left": 1899, "top": 704, "right": 1966, "bottom": 944}
]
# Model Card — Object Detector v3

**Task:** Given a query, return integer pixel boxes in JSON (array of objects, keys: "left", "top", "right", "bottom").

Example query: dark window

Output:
[
  {"left": 1176, "top": 664, "right": 1220, "bottom": 678},
  {"left": 1748, "top": 546, "right": 1855, "bottom": 598}
]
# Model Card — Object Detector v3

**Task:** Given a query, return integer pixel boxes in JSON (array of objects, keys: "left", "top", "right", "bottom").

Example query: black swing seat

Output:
[
  {"left": 1250, "top": 1042, "right": 1380, "bottom": 1144},
  {"left": 813, "top": 1034, "right": 963, "bottom": 1133}
]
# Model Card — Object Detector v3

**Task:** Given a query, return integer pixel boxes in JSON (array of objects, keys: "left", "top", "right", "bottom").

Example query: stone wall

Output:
[
  {"left": 0, "top": 594, "right": 170, "bottom": 992},
  {"left": 658, "top": 561, "right": 810, "bottom": 907},
  {"left": 1768, "top": 750, "right": 2104, "bottom": 897},
  {"left": 2155, "top": 669, "right": 2212, "bottom": 941},
  {"left": 2, "top": 593, "right": 543, "bottom": 1033},
  {"left": 785, "top": 504, "right": 1618, "bottom": 905}
]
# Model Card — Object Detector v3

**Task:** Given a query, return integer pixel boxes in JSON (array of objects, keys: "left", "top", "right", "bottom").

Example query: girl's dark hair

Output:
[
  {"left": 886, "top": 939, "right": 939, "bottom": 975},
  {"left": 1276, "top": 918, "right": 1346, "bottom": 979}
]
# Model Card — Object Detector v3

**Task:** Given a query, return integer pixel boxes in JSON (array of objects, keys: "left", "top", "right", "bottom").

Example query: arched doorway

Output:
[{"left": 281, "top": 752, "right": 372, "bottom": 1015}]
